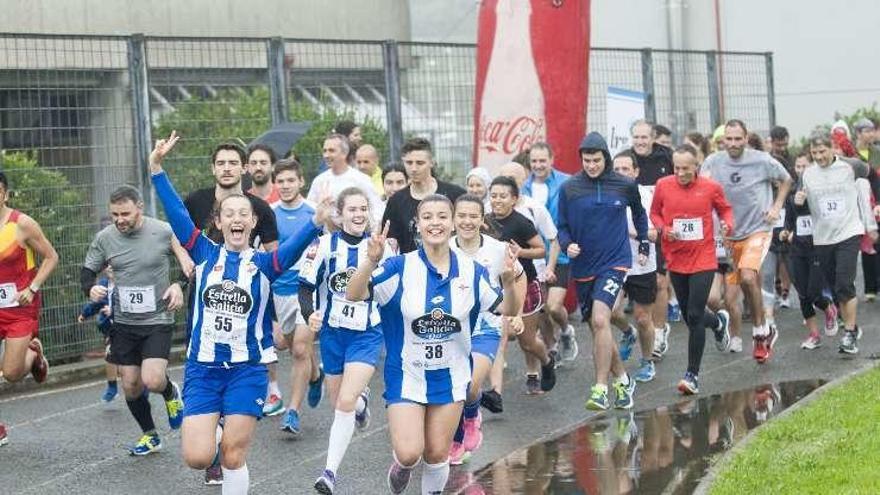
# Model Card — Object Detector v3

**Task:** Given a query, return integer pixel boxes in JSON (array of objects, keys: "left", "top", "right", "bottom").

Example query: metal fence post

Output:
[
  {"left": 267, "top": 37, "right": 289, "bottom": 126},
  {"left": 127, "top": 33, "right": 156, "bottom": 216},
  {"left": 706, "top": 51, "right": 722, "bottom": 128},
  {"left": 765, "top": 52, "right": 776, "bottom": 128},
  {"left": 382, "top": 40, "right": 404, "bottom": 162},
  {"left": 640, "top": 48, "right": 656, "bottom": 124}
]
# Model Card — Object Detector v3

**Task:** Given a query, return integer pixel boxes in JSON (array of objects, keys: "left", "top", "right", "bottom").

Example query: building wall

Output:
[
  {"left": 0, "top": 0, "right": 411, "bottom": 41},
  {"left": 412, "top": 0, "right": 880, "bottom": 139}
]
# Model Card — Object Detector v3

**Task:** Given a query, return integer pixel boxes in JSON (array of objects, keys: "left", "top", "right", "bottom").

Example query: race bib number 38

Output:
[
  {"left": 0, "top": 283, "right": 18, "bottom": 308},
  {"left": 119, "top": 286, "right": 156, "bottom": 314},
  {"left": 673, "top": 218, "right": 704, "bottom": 241}
]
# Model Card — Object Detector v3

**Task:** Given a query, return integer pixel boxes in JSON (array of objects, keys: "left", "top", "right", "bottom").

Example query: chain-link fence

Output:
[{"left": 0, "top": 33, "right": 773, "bottom": 362}]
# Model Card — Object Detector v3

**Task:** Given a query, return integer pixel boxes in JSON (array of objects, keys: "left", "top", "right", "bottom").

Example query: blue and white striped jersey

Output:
[
  {"left": 449, "top": 234, "right": 522, "bottom": 336},
  {"left": 372, "top": 248, "right": 501, "bottom": 404},
  {"left": 151, "top": 171, "right": 320, "bottom": 367},
  {"left": 299, "top": 231, "right": 391, "bottom": 332}
]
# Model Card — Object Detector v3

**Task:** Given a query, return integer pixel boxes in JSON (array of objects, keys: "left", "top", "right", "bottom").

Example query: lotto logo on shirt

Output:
[
  {"left": 202, "top": 280, "right": 253, "bottom": 315},
  {"left": 411, "top": 308, "right": 462, "bottom": 340},
  {"left": 329, "top": 268, "right": 356, "bottom": 294}
]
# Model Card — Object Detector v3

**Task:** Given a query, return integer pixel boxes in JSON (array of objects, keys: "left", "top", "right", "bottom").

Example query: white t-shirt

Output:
[
  {"left": 306, "top": 165, "right": 384, "bottom": 225},
  {"left": 515, "top": 195, "right": 557, "bottom": 278},
  {"left": 626, "top": 184, "right": 657, "bottom": 277},
  {"left": 530, "top": 182, "right": 549, "bottom": 208}
]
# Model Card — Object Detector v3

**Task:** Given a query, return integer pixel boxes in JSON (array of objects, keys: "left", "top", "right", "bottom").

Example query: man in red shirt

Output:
[{"left": 650, "top": 145, "right": 735, "bottom": 395}]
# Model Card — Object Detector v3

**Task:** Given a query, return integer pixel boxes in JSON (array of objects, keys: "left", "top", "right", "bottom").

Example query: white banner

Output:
[{"left": 606, "top": 86, "right": 646, "bottom": 156}]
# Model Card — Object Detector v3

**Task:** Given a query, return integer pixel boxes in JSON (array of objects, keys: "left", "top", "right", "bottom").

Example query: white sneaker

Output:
[{"left": 728, "top": 336, "right": 743, "bottom": 353}]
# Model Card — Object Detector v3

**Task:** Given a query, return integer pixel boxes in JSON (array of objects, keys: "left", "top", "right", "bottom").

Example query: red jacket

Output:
[{"left": 650, "top": 176, "right": 734, "bottom": 274}]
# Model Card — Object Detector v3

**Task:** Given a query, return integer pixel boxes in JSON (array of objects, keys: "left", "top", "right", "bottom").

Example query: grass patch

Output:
[{"left": 710, "top": 366, "right": 880, "bottom": 495}]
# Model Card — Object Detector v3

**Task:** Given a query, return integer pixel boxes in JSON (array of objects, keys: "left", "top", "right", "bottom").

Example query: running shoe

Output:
[
  {"left": 29, "top": 338, "right": 49, "bottom": 384},
  {"left": 839, "top": 327, "right": 862, "bottom": 355},
  {"left": 677, "top": 372, "right": 699, "bottom": 395},
  {"left": 801, "top": 334, "right": 822, "bottom": 350},
  {"left": 585, "top": 385, "right": 609, "bottom": 411},
  {"left": 753, "top": 324, "right": 778, "bottom": 364},
  {"left": 480, "top": 389, "right": 503, "bottom": 413},
  {"left": 652, "top": 324, "right": 670, "bottom": 359},
  {"left": 525, "top": 374, "right": 542, "bottom": 395},
  {"left": 308, "top": 369, "right": 325, "bottom": 408},
  {"left": 102, "top": 382, "right": 118, "bottom": 403},
  {"left": 618, "top": 326, "right": 637, "bottom": 361},
  {"left": 713, "top": 310, "right": 731, "bottom": 352},
  {"left": 729, "top": 335, "right": 743, "bottom": 353},
  {"left": 754, "top": 385, "right": 780, "bottom": 423},
  {"left": 165, "top": 381, "right": 184, "bottom": 430},
  {"left": 634, "top": 358, "right": 655, "bottom": 383},
  {"left": 667, "top": 302, "right": 682, "bottom": 322},
  {"left": 314, "top": 469, "right": 337, "bottom": 494},
  {"left": 387, "top": 461, "right": 412, "bottom": 494},
  {"left": 462, "top": 410, "right": 483, "bottom": 452},
  {"left": 779, "top": 292, "right": 792, "bottom": 309},
  {"left": 355, "top": 388, "right": 371, "bottom": 431},
  {"left": 540, "top": 354, "right": 557, "bottom": 391},
  {"left": 866, "top": 292, "right": 877, "bottom": 303},
  {"left": 824, "top": 304, "right": 839, "bottom": 336},
  {"left": 280, "top": 409, "right": 301, "bottom": 435},
  {"left": 449, "top": 441, "right": 468, "bottom": 465},
  {"left": 204, "top": 454, "right": 223, "bottom": 485},
  {"left": 0, "top": 423, "right": 7, "bottom": 447},
  {"left": 560, "top": 324, "right": 579, "bottom": 361},
  {"left": 262, "top": 393, "right": 284, "bottom": 417},
  {"left": 613, "top": 376, "right": 635, "bottom": 410},
  {"left": 129, "top": 432, "right": 162, "bottom": 456},
  {"left": 548, "top": 348, "right": 560, "bottom": 369}
]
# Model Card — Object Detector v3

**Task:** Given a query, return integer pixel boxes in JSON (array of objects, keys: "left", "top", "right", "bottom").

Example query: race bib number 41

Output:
[
  {"left": 328, "top": 295, "right": 369, "bottom": 331},
  {"left": 673, "top": 218, "right": 704, "bottom": 241}
]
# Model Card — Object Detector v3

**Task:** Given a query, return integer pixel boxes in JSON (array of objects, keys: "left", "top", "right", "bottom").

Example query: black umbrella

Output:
[{"left": 249, "top": 121, "right": 314, "bottom": 160}]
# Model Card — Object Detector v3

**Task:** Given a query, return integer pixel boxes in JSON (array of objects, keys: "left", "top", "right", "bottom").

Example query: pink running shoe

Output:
[{"left": 462, "top": 411, "right": 483, "bottom": 452}]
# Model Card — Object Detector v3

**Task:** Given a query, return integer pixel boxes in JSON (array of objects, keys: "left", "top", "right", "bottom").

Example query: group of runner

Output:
[{"left": 1, "top": 114, "right": 878, "bottom": 494}]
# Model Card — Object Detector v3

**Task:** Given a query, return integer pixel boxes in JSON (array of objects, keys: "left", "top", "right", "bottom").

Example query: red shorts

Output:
[
  {"left": 0, "top": 307, "right": 39, "bottom": 339},
  {"left": 522, "top": 279, "right": 545, "bottom": 317}
]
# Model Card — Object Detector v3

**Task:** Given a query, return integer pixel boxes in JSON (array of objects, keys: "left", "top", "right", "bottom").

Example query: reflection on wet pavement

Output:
[{"left": 449, "top": 380, "right": 825, "bottom": 494}]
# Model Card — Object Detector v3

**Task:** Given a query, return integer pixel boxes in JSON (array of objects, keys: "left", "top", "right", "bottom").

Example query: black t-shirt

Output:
[
  {"left": 382, "top": 180, "right": 466, "bottom": 253},
  {"left": 633, "top": 143, "right": 673, "bottom": 186},
  {"left": 487, "top": 210, "right": 539, "bottom": 282},
  {"left": 183, "top": 187, "right": 279, "bottom": 247}
]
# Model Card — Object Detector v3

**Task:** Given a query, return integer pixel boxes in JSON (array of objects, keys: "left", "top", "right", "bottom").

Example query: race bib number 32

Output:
[{"left": 820, "top": 196, "right": 846, "bottom": 219}]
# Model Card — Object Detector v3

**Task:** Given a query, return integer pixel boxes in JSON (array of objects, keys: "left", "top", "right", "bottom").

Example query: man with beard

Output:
[{"left": 246, "top": 144, "right": 280, "bottom": 204}]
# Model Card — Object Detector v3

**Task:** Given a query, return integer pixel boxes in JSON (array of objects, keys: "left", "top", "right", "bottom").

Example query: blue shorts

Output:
[
  {"left": 182, "top": 360, "right": 268, "bottom": 418},
  {"left": 471, "top": 332, "right": 500, "bottom": 362},
  {"left": 575, "top": 269, "right": 626, "bottom": 321},
  {"left": 319, "top": 326, "right": 383, "bottom": 375}
]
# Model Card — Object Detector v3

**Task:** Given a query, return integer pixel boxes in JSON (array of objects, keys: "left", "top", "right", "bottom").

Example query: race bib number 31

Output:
[
  {"left": 0, "top": 283, "right": 18, "bottom": 308},
  {"left": 119, "top": 286, "right": 156, "bottom": 313},
  {"left": 673, "top": 218, "right": 704, "bottom": 241},
  {"left": 796, "top": 215, "right": 813, "bottom": 236}
]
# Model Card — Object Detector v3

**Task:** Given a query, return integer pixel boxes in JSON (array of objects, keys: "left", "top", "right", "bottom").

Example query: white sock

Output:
[
  {"left": 753, "top": 324, "right": 768, "bottom": 337},
  {"left": 221, "top": 464, "right": 249, "bottom": 495},
  {"left": 355, "top": 395, "right": 367, "bottom": 415},
  {"left": 325, "top": 409, "right": 356, "bottom": 473},
  {"left": 215, "top": 424, "right": 223, "bottom": 445},
  {"left": 670, "top": 296, "right": 678, "bottom": 305},
  {"left": 267, "top": 381, "right": 281, "bottom": 398},
  {"left": 421, "top": 460, "right": 450, "bottom": 495}
]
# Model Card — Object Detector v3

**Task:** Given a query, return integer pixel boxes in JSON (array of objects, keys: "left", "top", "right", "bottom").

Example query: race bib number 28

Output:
[{"left": 673, "top": 218, "right": 704, "bottom": 241}]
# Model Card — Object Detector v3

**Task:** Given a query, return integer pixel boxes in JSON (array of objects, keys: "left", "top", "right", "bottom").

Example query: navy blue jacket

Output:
[{"left": 558, "top": 132, "right": 649, "bottom": 279}]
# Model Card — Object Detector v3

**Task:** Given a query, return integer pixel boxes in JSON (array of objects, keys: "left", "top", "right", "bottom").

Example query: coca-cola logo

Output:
[
  {"left": 478, "top": 115, "right": 545, "bottom": 155},
  {"left": 411, "top": 308, "right": 461, "bottom": 340}
]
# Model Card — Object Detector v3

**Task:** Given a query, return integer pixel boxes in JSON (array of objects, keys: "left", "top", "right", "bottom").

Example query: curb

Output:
[
  {"left": 0, "top": 345, "right": 187, "bottom": 396},
  {"left": 692, "top": 359, "right": 879, "bottom": 495}
]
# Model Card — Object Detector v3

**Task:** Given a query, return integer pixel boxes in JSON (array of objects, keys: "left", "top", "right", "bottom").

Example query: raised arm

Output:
[
  {"left": 148, "top": 131, "right": 199, "bottom": 247},
  {"left": 347, "top": 221, "right": 388, "bottom": 302}
]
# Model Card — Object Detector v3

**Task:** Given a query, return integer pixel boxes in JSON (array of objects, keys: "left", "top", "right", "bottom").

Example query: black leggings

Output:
[
  {"left": 670, "top": 270, "right": 720, "bottom": 375},
  {"left": 788, "top": 252, "right": 830, "bottom": 320}
]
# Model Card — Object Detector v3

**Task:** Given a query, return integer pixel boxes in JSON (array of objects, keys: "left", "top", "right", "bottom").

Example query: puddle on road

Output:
[{"left": 449, "top": 380, "right": 825, "bottom": 495}]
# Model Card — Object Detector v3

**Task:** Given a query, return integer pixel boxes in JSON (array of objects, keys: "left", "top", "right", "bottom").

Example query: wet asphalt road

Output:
[{"left": 2, "top": 299, "right": 879, "bottom": 494}]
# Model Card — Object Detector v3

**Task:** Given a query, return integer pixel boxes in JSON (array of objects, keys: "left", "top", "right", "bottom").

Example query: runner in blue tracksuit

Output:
[{"left": 558, "top": 132, "right": 650, "bottom": 412}]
